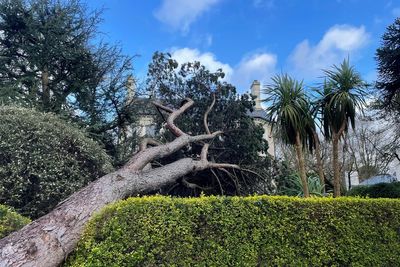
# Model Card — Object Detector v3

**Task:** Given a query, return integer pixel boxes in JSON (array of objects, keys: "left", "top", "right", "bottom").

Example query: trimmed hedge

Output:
[
  {"left": 347, "top": 182, "right": 400, "bottom": 198},
  {"left": 0, "top": 106, "right": 113, "bottom": 218},
  {"left": 0, "top": 204, "right": 30, "bottom": 239},
  {"left": 66, "top": 196, "right": 400, "bottom": 266}
]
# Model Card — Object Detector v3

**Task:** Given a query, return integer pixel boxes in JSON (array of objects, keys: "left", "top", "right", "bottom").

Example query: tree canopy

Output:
[
  {"left": 146, "top": 52, "right": 273, "bottom": 196},
  {"left": 376, "top": 17, "right": 400, "bottom": 115},
  {"left": 0, "top": 0, "right": 137, "bottom": 164}
]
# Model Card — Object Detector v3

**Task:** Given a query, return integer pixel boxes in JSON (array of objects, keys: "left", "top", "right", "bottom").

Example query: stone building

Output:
[{"left": 248, "top": 80, "right": 275, "bottom": 157}]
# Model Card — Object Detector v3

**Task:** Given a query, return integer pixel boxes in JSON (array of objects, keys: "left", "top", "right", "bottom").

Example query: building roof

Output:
[{"left": 247, "top": 109, "right": 270, "bottom": 121}]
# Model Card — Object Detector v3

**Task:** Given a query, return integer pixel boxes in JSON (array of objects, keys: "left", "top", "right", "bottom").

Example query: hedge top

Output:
[{"left": 67, "top": 195, "right": 400, "bottom": 267}]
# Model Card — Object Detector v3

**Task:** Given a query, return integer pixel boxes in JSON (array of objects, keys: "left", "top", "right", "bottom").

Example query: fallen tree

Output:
[{"left": 0, "top": 98, "right": 239, "bottom": 267}]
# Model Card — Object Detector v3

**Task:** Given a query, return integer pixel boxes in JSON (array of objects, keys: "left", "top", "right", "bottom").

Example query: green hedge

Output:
[
  {"left": 347, "top": 182, "right": 400, "bottom": 198},
  {"left": 0, "top": 204, "right": 30, "bottom": 239},
  {"left": 66, "top": 196, "right": 400, "bottom": 266}
]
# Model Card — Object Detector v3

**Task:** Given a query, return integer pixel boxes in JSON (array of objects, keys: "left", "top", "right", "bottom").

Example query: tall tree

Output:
[
  {"left": 263, "top": 74, "right": 314, "bottom": 197},
  {"left": 0, "top": 0, "right": 136, "bottom": 163},
  {"left": 376, "top": 17, "right": 400, "bottom": 115},
  {"left": 146, "top": 52, "right": 272, "bottom": 195},
  {"left": 319, "top": 59, "right": 367, "bottom": 197}
]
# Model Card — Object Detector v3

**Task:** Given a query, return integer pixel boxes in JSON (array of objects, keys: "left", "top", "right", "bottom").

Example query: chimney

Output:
[
  {"left": 250, "top": 80, "right": 262, "bottom": 109},
  {"left": 126, "top": 75, "right": 136, "bottom": 102}
]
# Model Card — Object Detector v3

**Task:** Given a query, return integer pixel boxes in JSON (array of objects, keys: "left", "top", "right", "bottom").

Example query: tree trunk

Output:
[
  {"left": 0, "top": 97, "right": 239, "bottom": 267},
  {"left": 0, "top": 158, "right": 229, "bottom": 267},
  {"left": 295, "top": 131, "right": 310, "bottom": 197},
  {"left": 41, "top": 66, "right": 50, "bottom": 109},
  {"left": 312, "top": 130, "right": 325, "bottom": 191},
  {"left": 332, "top": 121, "right": 347, "bottom": 197},
  {"left": 332, "top": 135, "right": 341, "bottom": 197}
]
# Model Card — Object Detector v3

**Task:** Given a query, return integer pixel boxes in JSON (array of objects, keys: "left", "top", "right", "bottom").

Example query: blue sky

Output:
[{"left": 86, "top": 0, "right": 400, "bottom": 93}]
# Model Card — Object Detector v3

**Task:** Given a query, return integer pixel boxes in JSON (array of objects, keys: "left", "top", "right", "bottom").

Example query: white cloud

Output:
[
  {"left": 169, "top": 48, "right": 277, "bottom": 92},
  {"left": 170, "top": 48, "right": 233, "bottom": 80},
  {"left": 233, "top": 53, "right": 277, "bottom": 90},
  {"left": 154, "top": 0, "right": 221, "bottom": 33},
  {"left": 289, "top": 24, "right": 370, "bottom": 78}
]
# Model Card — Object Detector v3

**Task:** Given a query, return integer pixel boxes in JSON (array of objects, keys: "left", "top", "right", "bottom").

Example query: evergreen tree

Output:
[{"left": 376, "top": 17, "right": 400, "bottom": 114}]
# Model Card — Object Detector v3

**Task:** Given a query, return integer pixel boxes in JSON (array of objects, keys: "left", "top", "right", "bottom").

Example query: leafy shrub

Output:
[
  {"left": 279, "top": 173, "right": 325, "bottom": 196},
  {"left": 0, "top": 204, "right": 30, "bottom": 239},
  {"left": 0, "top": 106, "right": 113, "bottom": 218},
  {"left": 67, "top": 196, "right": 400, "bottom": 266},
  {"left": 347, "top": 182, "right": 400, "bottom": 198}
]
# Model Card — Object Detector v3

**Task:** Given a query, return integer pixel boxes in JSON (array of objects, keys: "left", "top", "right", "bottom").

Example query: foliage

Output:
[
  {"left": 278, "top": 173, "right": 325, "bottom": 197},
  {"left": 263, "top": 74, "right": 314, "bottom": 149},
  {"left": 146, "top": 52, "right": 272, "bottom": 196},
  {"left": 0, "top": 204, "right": 30, "bottom": 239},
  {"left": 0, "top": 0, "right": 137, "bottom": 164},
  {"left": 0, "top": 106, "right": 112, "bottom": 218},
  {"left": 67, "top": 195, "right": 400, "bottom": 266},
  {"left": 318, "top": 59, "right": 367, "bottom": 140},
  {"left": 347, "top": 182, "right": 400, "bottom": 198},
  {"left": 262, "top": 74, "right": 314, "bottom": 197},
  {"left": 376, "top": 17, "right": 400, "bottom": 114}
]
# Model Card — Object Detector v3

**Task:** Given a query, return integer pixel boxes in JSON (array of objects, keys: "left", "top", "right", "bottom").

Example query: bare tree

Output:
[{"left": 0, "top": 98, "right": 240, "bottom": 267}]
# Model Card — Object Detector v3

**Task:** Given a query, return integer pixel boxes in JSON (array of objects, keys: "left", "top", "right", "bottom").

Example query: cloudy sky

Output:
[{"left": 86, "top": 0, "right": 399, "bottom": 93}]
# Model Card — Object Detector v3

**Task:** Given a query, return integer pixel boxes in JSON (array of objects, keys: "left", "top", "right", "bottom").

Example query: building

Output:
[{"left": 248, "top": 80, "right": 275, "bottom": 157}]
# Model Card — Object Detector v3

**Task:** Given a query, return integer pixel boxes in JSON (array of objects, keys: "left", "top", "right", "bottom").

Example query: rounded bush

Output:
[
  {"left": 347, "top": 182, "right": 400, "bottom": 198},
  {"left": 0, "top": 106, "right": 113, "bottom": 218},
  {"left": 0, "top": 204, "right": 30, "bottom": 239}
]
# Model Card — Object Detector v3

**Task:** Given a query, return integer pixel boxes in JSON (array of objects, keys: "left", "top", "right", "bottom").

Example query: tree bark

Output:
[
  {"left": 312, "top": 130, "right": 325, "bottom": 191},
  {"left": 0, "top": 97, "right": 239, "bottom": 267},
  {"left": 41, "top": 66, "right": 50, "bottom": 109},
  {"left": 295, "top": 131, "right": 310, "bottom": 197},
  {"left": 332, "top": 121, "right": 347, "bottom": 197}
]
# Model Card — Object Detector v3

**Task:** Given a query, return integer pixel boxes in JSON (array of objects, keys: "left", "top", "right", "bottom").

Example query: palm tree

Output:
[
  {"left": 263, "top": 74, "right": 314, "bottom": 197},
  {"left": 306, "top": 101, "right": 325, "bottom": 190},
  {"left": 319, "top": 59, "right": 367, "bottom": 197}
]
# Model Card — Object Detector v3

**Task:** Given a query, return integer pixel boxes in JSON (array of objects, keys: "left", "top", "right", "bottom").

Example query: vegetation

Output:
[
  {"left": 0, "top": 205, "right": 30, "bottom": 239},
  {"left": 0, "top": 106, "right": 112, "bottom": 218},
  {"left": 376, "top": 18, "right": 400, "bottom": 115},
  {"left": 347, "top": 182, "right": 400, "bottom": 198},
  {"left": 279, "top": 174, "right": 325, "bottom": 197},
  {"left": 263, "top": 75, "right": 314, "bottom": 197},
  {"left": 146, "top": 52, "right": 272, "bottom": 196},
  {"left": 67, "top": 196, "right": 400, "bottom": 266},
  {"left": 0, "top": 0, "right": 137, "bottom": 165},
  {"left": 317, "top": 59, "right": 367, "bottom": 196}
]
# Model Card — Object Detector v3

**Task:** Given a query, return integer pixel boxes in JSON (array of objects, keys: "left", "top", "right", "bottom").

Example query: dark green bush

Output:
[
  {"left": 0, "top": 204, "right": 30, "bottom": 239},
  {"left": 347, "top": 182, "right": 400, "bottom": 198},
  {"left": 0, "top": 106, "right": 113, "bottom": 218},
  {"left": 67, "top": 196, "right": 400, "bottom": 266}
]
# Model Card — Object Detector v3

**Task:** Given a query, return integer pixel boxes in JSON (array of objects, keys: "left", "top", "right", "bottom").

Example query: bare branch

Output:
[
  {"left": 182, "top": 177, "right": 213, "bottom": 191},
  {"left": 139, "top": 138, "right": 162, "bottom": 151},
  {"left": 153, "top": 101, "right": 175, "bottom": 113},
  {"left": 204, "top": 93, "right": 216, "bottom": 134},
  {"left": 153, "top": 98, "right": 194, "bottom": 137},
  {"left": 126, "top": 131, "right": 223, "bottom": 171}
]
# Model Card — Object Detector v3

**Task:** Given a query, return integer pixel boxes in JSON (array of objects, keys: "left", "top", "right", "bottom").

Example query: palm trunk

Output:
[
  {"left": 295, "top": 131, "right": 310, "bottom": 197},
  {"left": 332, "top": 121, "right": 347, "bottom": 197},
  {"left": 332, "top": 135, "right": 340, "bottom": 197},
  {"left": 312, "top": 130, "right": 325, "bottom": 191}
]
